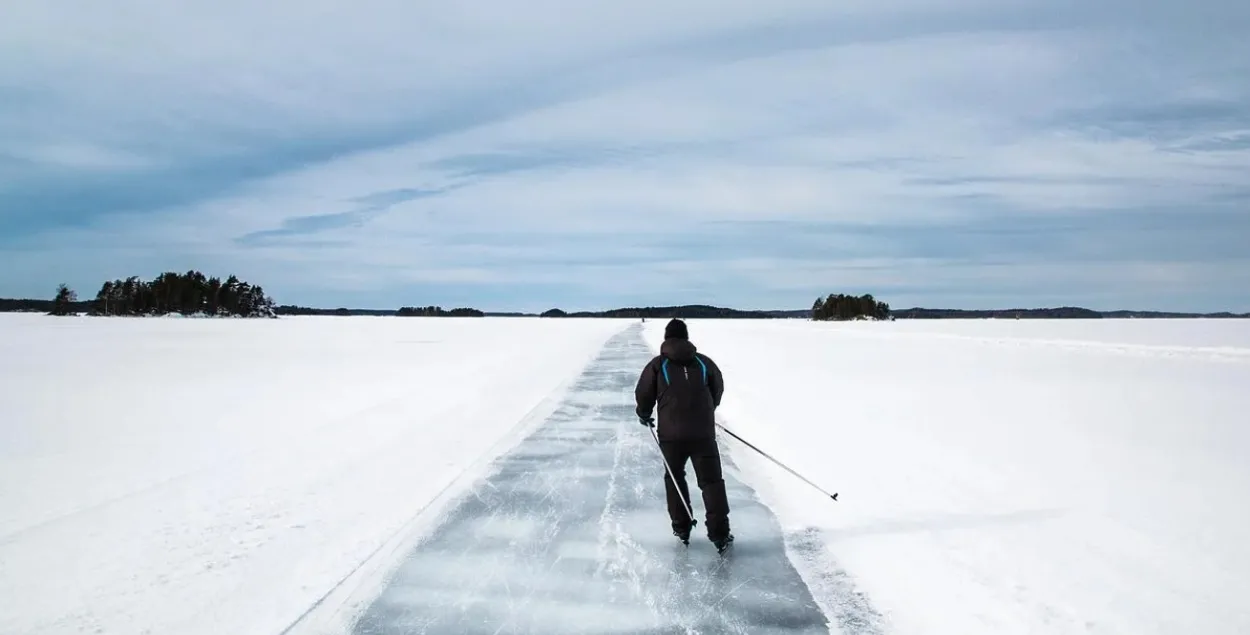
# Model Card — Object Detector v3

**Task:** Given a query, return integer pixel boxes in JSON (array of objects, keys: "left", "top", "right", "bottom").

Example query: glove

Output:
[{"left": 639, "top": 416, "right": 655, "bottom": 428}]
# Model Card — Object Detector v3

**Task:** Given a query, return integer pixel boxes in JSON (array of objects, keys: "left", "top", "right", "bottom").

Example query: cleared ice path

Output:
[{"left": 351, "top": 325, "right": 838, "bottom": 634}]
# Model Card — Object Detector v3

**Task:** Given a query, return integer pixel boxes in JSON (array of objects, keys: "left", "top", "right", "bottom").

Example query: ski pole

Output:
[
  {"left": 716, "top": 423, "right": 839, "bottom": 501},
  {"left": 648, "top": 424, "right": 697, "bottom": 524}
]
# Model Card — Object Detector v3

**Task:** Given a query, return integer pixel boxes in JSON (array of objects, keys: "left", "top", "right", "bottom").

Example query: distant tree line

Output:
[
  {"left": 539, "top": 305, "right": 797, "bottom": 319},
  {"left": 11, "top": 286, "right": 1249, "bottom": 320},
  {"left": 274, "top": 305, "right": 338, "bottom": 316},
  {"left": 1, "top": 297, "right": 92, "bottom": 313},
  {"left": 893, "top": 307, "right": 1099, "bottom": 319},
  {"left": 397, "top": 306, "right": 485, "bottom": 317},
  {"left": 272, "top": 305, "right": 487, "bottom": 317},
  {"left": 273, "top": 305, "right": 395, "bottom": 316},
  {"left": 890, "top": 307, "right": 1250, "bottom": 319},
  {"left": 811, "top": 293, "right": 891, "bottom": 321}
]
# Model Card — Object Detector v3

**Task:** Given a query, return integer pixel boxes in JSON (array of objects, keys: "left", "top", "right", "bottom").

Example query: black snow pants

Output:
[{"left": 659, "top": 437, "right": 731, "bottom": 540}]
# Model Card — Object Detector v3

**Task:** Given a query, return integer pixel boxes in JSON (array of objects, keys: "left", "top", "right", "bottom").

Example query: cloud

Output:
[
  {"left": 235, "top": 186, "right": 454, "bottom": 244},
  {"left": 1, "top": 0, "right": 1248, "bottom": 311}
]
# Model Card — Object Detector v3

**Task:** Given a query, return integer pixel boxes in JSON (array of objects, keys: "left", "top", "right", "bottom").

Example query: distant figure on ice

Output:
[{"left": 635, "top": 318, "right": 733, "bottom": 552}]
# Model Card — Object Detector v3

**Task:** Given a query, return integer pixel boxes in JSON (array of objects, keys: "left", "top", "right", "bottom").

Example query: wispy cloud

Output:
[
  {"left": 2, "top": 0, "right": 1247, "bottom": 311},
  {"left": 235, "top": 186, "right": 453, "bottom": 244}
]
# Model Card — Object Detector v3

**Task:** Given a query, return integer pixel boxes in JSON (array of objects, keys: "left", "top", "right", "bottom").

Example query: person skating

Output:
[{"left": 635, "top": 318, "right": 734, "bottom": 552}]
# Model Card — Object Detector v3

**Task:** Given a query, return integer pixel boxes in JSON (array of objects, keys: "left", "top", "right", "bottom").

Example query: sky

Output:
[{"left": 2, "top": 0, "right": 1248, "bottom": 313}]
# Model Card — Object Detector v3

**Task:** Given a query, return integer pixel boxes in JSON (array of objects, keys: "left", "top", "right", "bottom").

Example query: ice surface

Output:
[
  {"left": 644, "top": 318, "right": 1250, "bottom": 634},
  {"left": 0, "top": 314, "right": 625, "bottom": 635},
  {"left": 344, "top": 325, "right": 843, "bottom": 635}
]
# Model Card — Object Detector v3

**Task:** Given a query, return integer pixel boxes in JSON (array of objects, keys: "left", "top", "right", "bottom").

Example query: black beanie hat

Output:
[{"left": 664, "top": 318, "right": 688, "bottom": 340}]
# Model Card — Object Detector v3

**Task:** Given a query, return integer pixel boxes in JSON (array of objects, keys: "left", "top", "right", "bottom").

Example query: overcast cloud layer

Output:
[{"left": 2, "top": 0, "right": 1248, "bottom": 311}]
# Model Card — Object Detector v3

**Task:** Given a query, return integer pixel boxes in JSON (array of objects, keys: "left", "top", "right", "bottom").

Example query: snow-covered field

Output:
[
  {"left": 644, "top": 318, "right": 1250, "bottom": 634},
  {"left": 3, "top": 313, "right": 1248, "bottom": 634},
  {"left": 0, "top": 314, "right": 624, "bottom": 635}
]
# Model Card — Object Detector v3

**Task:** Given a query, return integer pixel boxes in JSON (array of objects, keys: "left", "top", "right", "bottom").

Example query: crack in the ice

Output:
[{"left": 594, "top": 424, "right": 625, "bottom": 580}]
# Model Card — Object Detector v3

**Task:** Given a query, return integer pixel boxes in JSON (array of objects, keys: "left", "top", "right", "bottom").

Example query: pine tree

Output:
[
  {"left": 92, "top": 281, "right": 114, "bottom": 315},
  {"left": 50, "top": 284, "right": 77, "bottom": 316}
]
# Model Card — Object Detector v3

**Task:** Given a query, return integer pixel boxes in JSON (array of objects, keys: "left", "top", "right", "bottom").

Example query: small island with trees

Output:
[
  {"left": 810, "top": 293, "right": 892, "bottom": 321},
  {"left": 44, "top": 271, "right": 278, "bottom": 317}
]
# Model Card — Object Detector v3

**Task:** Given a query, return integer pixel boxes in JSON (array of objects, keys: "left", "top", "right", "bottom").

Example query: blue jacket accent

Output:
[{"left": 662, "top": 356, "right": 708, "bottom": 385}]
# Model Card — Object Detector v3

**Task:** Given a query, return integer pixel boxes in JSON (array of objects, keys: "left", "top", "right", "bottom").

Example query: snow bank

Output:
[
  {"left": 0, "top": 314, "right": 627, "bottom": 635},
  {"left": 644, "top": 318, "right": 1250, "bottom": 634}
]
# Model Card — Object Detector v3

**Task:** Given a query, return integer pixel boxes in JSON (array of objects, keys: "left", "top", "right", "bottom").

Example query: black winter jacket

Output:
[{"left": 635, "top": 338, "right": 725, "bottom": 441}]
